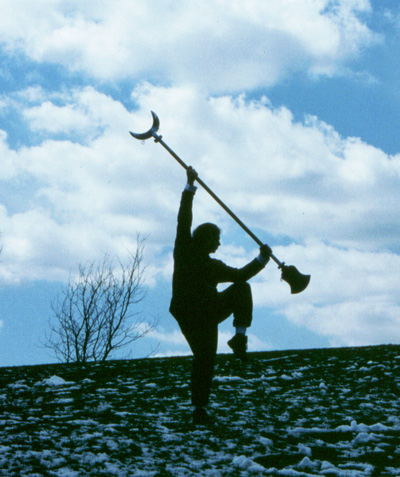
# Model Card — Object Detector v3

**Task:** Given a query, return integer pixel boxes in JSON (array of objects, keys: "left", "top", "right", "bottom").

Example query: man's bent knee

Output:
[
  {"left": 233, "top": 281, "right": 252, "bottom": 299},
  {"left": 231, "top": 282, "right": 253, "bottom": 328}
]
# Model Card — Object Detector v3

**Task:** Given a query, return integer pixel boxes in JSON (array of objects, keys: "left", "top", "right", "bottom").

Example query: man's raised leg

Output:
[{"left": 216, "top": 282, "right": 253, "bottom": 361}]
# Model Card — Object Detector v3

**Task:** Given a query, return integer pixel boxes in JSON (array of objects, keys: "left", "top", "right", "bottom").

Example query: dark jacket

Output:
[{"left": 169, "top": 189, "right": 264, "bottom": 319}]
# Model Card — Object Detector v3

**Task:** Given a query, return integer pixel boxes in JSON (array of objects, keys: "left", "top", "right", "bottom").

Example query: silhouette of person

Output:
[{"left": 170, "top": 166, "right": 272, "bottom": 425}]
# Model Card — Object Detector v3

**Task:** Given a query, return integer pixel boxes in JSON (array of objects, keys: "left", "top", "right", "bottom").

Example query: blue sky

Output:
[{"left": 1, "top": 0, "right": 400, "bottom": 366}]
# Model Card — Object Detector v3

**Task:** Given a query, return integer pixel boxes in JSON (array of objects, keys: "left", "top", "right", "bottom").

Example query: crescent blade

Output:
[{"left": 129, "top": 111, "right": 160, "bottom": 140}]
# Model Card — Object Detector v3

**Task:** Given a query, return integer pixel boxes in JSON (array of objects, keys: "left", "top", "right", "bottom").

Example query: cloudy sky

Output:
[{"left": 1, "top": 0, "right": 400, "bottom": 366}]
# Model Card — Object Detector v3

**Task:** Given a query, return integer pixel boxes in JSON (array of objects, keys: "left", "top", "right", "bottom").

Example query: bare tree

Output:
[{"left": 45, "top": 239, "right": 156, "bottom": 363}]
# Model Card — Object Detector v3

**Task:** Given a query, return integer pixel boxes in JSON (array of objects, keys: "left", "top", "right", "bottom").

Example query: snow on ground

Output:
[{"left": 1, "top": 345, "right": 400, "bottom": 476}]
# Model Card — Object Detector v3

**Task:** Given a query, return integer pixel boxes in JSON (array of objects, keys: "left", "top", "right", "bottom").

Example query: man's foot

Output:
[
  {"left": 228, "top": 334, "right": 248, "bottom": 361},
  {"left": 193, "top": 408, "right": 211, "bottom": 425}
]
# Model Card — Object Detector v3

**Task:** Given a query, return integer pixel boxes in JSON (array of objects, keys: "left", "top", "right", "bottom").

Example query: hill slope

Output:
[{"left": 1, "top": 345, "right": 400, "bottom": 476}]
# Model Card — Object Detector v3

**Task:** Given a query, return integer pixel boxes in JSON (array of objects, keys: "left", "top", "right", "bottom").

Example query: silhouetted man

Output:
[{"left": 170, "top": 166, "right": 272, "bottom": 425}]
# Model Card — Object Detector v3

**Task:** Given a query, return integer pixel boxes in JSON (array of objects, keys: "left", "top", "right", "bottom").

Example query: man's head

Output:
[{"left": 192, "top": 223, "right": 221, "bottom": 254}]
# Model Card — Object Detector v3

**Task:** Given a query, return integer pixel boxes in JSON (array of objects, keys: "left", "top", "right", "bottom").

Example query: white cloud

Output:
[
  {"left": 19, "top": 86, "right": 130, "bottom": 140},
  {"left": 151, "top": 350, "right": 191, "bottom": 358},
  {"left": 1, "top": 82, "right": 400, "bottom": 349},
  {"left": 250, "top": 241, "right": 400, "bottom": 347},
  {"left": 0, "top": 0, "right": 399, "bottom": 363},
  {"left": 0, "top": 0, "right": 378, "bottom": 92},
  {"left": 284, "top": 299, "right": 400, "bottom": 347},
  {"left": 1, "top": 83, "right": 400, "bottom": 269},
  {"left": 145, "top": 327, "right": 188, "bottom": 347},
  {"left": 0, "top": 131, "right": 19, "bottom": 180},
  {"left": 143, "top": 326, "right": 192, "bottom": 358},
  {"left": 23, "top": 101, "right": 92, "bottom": 135}
]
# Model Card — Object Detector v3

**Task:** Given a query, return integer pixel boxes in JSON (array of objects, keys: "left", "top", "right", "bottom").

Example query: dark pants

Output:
[{"left": 177, "top": 282, "right": 253, "bottom": 408}]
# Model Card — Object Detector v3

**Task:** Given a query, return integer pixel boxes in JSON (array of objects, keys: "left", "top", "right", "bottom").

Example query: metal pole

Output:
[
  {"left": 129, "top": 111, "right": 311, "bottom": 294},
  {"left": 152, "top": 131, "right": 283, "bottom": 268}
]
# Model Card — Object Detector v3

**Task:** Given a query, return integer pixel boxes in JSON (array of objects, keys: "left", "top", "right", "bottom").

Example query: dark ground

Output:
[{"left": 1, "top": 345, "right": 400, "bottom": 476}]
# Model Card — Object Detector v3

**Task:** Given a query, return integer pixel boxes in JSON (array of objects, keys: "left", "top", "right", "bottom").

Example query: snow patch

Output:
[{"left": 36, "top": 375, "right": 75, "bottom": 387}]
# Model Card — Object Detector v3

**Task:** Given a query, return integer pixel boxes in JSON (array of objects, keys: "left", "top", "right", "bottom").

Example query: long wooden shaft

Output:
[{"left": 153, "top": 132, "right": 282, "bottom": 267}]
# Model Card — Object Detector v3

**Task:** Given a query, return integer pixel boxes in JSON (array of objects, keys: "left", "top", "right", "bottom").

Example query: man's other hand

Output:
[{"left": 260, "top": 244, "right": 272, "bottom": 259}]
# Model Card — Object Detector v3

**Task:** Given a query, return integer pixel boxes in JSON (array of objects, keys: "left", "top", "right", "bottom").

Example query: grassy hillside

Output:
[{"left": 1, "top": 345, "right": 400, "bottom": 476}]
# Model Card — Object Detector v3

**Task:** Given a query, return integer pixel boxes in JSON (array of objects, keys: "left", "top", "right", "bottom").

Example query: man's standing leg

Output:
[{"left": 180, "top": 319, "right": 218, "bottom": 424}]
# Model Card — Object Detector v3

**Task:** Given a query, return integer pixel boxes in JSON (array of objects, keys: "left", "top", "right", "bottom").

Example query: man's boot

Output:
[{"left": 228, "top": 334, "right": 248, "bottom": 361}]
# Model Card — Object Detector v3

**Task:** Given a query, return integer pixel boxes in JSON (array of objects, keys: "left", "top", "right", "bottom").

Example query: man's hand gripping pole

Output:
[{"left": 129, "top": 111, "right": 310, "bottom": 294}]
